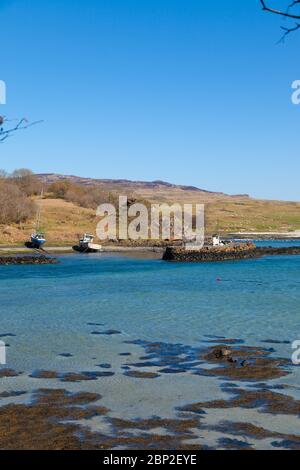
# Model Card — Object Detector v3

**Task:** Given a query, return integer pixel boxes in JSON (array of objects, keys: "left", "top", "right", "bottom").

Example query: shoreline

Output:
[
  {"left": 1, "top": 235, "right": 300, "bottom": 255},
  {"left": 0, "top": 246, "right": 166, "bottom": 255},
  {"left": 2, "top": 242, "right": 300, "bottom": 265},
  {"left": 229, "top": 230, "right": 300, "bottom": 240}
]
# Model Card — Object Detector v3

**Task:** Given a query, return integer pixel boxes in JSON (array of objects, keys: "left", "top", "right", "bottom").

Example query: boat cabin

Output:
[
  {"left": 79, "top": 234, "right": 95, "bottom": 245},
  {"left": 212, "top": 234, "right": 224, "bottom": 247}
]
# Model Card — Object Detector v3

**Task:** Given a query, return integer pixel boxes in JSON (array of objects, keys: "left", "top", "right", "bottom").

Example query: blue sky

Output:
[{"left": 1, "top": 0, "right": 300, "bottom": 200}]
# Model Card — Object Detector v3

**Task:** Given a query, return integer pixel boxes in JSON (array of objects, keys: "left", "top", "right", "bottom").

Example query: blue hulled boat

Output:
[{"left": 31, "top": 232, "right": 46, "bottom": 248}]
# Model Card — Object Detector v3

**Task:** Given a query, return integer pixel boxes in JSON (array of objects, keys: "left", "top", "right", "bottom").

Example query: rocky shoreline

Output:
[
  {"left": 0, "top": 256, "right": 58, "bottom": 265},
  {"left": 163, "top": 244, "right": 300, "bottom": 262}
]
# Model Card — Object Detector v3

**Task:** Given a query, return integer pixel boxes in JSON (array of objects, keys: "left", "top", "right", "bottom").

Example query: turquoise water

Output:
[
  {"left": 255, "top": 239, "right": 300, "bottom": 248},
  {"left": 1, "top": 249, "right": 299, "bottom": 355},
  {"left": 0, "top": 243, "right": 300, "bottom": 447}
]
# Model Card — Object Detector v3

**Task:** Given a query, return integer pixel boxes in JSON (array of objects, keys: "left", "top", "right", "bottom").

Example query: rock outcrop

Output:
[
  {"left": 0, "top": 256, "right": 58, "bottom": 265},
  {"left": 163, "top": 244, "right": 300, "bottom": 262}
]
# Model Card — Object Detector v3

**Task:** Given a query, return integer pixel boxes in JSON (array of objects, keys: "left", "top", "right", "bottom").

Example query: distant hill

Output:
[
  {"left": 1, "top": 173, "right": 300, "bottom": 246},
  {"left": 36, "top": 173, "right": 250, "bottom": 202}
]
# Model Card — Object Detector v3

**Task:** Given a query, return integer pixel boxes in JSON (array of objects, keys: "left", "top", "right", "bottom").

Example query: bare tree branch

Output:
[
  {"left": 279, "top": 22, "right": 300, "bottom": 42},
  {"left": 260, "top": 1, "right": 300, "bottom": 39},
  {"left": 0, "top": 117, "right": 43, "bottom": 143},
  {"left": 260, "top": 0, "right": 300, "bottom": 19},
  {"left": 288, "top": 1, "right": 300, "bottom": 12}
]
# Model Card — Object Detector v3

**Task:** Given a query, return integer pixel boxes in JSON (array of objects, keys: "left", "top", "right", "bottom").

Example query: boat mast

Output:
[{"left": 35, "top": 188, "right": 44, "bottom": 232}]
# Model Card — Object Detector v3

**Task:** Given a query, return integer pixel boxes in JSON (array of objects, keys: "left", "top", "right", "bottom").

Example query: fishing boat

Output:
[
  {"left": 31, "top": 232, "right": 46, "bottom": 248},
  {"left": 30, "top": 190, "right": 46, "bottom": 249},
  {"left": 73, "top": 234, "right": 103, "bottom": 253},
  {"left": 212, "top": 234, "right": 225, "bottom": 247}
]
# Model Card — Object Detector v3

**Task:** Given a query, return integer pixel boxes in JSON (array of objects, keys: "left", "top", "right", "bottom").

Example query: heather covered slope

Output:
[{"left": 36, "top": 173, "right": 249, "bottom": 202}]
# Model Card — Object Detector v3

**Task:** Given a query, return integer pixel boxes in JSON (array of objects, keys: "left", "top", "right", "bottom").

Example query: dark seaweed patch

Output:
[
  {"left": 123, "top": 340, "right": 202, "bottom": 373},
  {"left": 159, "top": 368, "right": 188, "bottom": 374},
  {"left": 0, "top": 388, "right": 108, "bottom": 450},
  {"left": 30, "top": 370, "right": 114, "bottom": 382},
  {"left": 271, "top": 440, "right": 300, "bottom": 450},
  {"left": 204, "top": 338, "right": 244, "bottom": 345},
  {"left": 218, "top": 437, "right": 253, "bottom": 450},
  {"left": 61, "top": 371, "right": 114, "bottom": 382},
  {"left": 0, "top": 369, "right": 21, "bottom": 378},
  {"left": 92, "top": 330, "right": 122, "bottom": 336},
  {"left": 30, "top": 370, "right": 59, "bottom": 379},
  {"left": 262, "top": 339, "right": 290, "bottom": 345},
  {"left": 209, "top": 421, "right": 300, "bottom": 448},
  {"left": 0, "top": 391, "right": 27, "bottom": 398},
  {"left": 123, "top": 338, "right": 290, "bottom": 382},
  {"left": 199, "top": 345, "right": 289, "bottom": 381},
  {"left": 111, "top": 416, "right": 201, "bottom": 435},
  {"left": 180, "top": 387, "right": 300, "bottom": 416},
  {"left": 124, "top": 370, "right": 160, "bottom": 379},
  {"left": 0, "top": 388, "right": 205, "bottom": 450}
]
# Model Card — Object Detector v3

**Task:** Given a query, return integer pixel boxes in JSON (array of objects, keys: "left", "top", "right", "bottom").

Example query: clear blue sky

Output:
[{"left": 1, "top": 0, "right": 300, "bottom": 200}]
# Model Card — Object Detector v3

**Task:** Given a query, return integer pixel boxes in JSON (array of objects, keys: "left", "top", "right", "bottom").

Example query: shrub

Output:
[
  {"left": 64, "top": 185, "right": 118, "bottom": 209},
  {"left": 0, "top": 181, "right": 36, "bottom": 224},
  {"left": 48, "top": 181, "right": 72, "bottom": 199}
]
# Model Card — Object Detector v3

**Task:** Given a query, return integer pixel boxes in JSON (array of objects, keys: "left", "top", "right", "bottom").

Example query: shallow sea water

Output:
[{"left": 0, "top": 242, "right": 300, "bottom": 449}]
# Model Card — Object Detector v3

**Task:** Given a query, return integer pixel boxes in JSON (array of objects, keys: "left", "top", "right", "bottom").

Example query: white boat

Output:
[
  {"left": 75, "top": 234, "right": 103, "bottom": 253},
  {"left": 212, "top": 234, "right": 225, "bottom": 247}
]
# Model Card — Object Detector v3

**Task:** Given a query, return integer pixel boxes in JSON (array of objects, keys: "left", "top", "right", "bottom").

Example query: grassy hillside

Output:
[
  {"left": 205, "top": 199, "right": 300, "bottom": 233},
  {"left": 0, "top": 199, "right": 95, "bottom": 246},
  {"left": 1, "top": 196, "right": 300, "bottom": 246}
]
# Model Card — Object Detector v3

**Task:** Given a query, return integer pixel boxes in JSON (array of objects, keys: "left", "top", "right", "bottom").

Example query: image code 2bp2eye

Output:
[
  {"left": 147, "top": 455, "right": 197, "bottom": 465},
  {"left": 103, "top": 454, "right": 198, "bottom": 466}
]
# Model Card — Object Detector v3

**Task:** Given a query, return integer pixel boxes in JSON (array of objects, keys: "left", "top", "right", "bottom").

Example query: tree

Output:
[
  {"left": 10, "top": 168, "right": 42, "bottom": 196},
  {"left": 0, "top": 116, "right": 42, "bottom": 143},
  {"left": 260, "top": 1, "right": 300, "bottom": 40}
]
